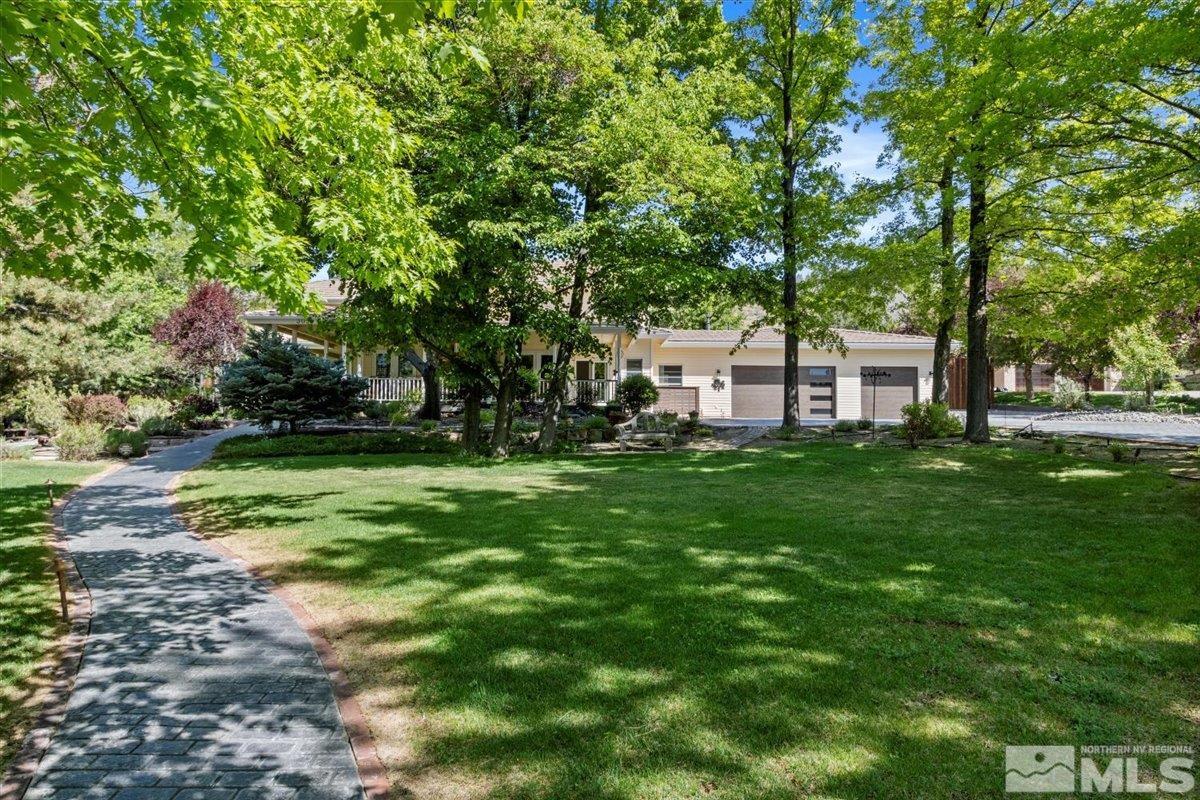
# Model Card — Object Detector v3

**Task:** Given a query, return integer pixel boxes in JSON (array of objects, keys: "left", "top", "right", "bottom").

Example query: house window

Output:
[
  {"left": 626, "top": 358, "right": 643, "bottom": 376},
  {"left": 520, "top": 354, "right": 535, "bottom": 371},
  {"left": 575, "top": 360, "right": 591, "bottom": 381},
  {"left": 659, "top": 365, "right": 683, "bottom": 386},
  {"left": 541, "top": 354, "right": 555, "bottom": 370},
  {"left": 593, "top": 362, "right": 608, "bottom": 379},
  {"left": 374, "top": 352, "right": 390, "bottom": 378}
]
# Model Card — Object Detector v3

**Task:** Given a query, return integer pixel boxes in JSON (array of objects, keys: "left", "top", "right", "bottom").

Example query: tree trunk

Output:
[
  {"left": 419, "top": 361, "right": 440, "bottom": 420},
  {"left": 931, "top": 153, "right": 957, "bottom": 405},
  {"left": 539, "top": 262, "right": 589, "bottom": 451},
  {"left": 1145, "top": 381, "right": 1154, "bottom": 406},
  {"left": 538, "top": 347, "right": 572, "bottom": 452},
  {"left": 462, "top": 386, "right": 483, "bottom": 453},
  {"left": 771, "top": 11, "right": 800, "bottom": 427},
  {"left": 932, "top": 321, "right": 954, "bottom": 405},
  {"left": 1023, "top": 363, "right": 1035, "bottom": 402},
  {"left": 492, "top": 368, "right": 516, "bottom": 458},
  {"left": 781, "top": 137, "right": 799, "bottom": 427},
  {"left": 401, "top": 349, "right": 441, "bottom": 420},
  {"left": 964, "top": 150, "right": 991, "bottom": 443}
]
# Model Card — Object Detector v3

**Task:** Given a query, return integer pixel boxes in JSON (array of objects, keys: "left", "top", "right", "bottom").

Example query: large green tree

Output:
[
  {"left": 2, "top": 0, "right": 527, "bottom": 309},
  {"left": 331, "top": 2, "right": 752, "bottom": 455},
  {"left": 865, "top": 0, "right": 1196, "bottom": 441},
  {"left": 527, "top": 2, "right": 753, "bottom": 450},
  {"left": 866, "top": 0, "right": 968, "bottom": 403},
  {"left": 738, "top": 0, "right": 860, "bottom": 427},
  {"left": 0, "top": 205, "right": 191, "bottom": 406}
]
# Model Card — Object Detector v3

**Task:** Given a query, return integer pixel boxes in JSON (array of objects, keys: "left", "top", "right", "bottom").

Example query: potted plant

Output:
[{"left": 581, "top": 415, "right": 609, "bottom": 442}]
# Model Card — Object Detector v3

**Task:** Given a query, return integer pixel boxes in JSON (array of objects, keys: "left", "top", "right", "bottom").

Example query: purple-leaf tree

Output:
[{"left": 153, "top": 281, "right": 246, "bottom": 382}]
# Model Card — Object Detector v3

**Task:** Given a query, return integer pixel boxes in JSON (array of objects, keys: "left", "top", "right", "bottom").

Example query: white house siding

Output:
[{"left": 617, "top": 337, "right": 933, "bottom": 420}]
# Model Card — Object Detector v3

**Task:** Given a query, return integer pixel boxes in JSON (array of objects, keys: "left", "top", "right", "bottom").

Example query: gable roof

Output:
[
  {"left": 659, "top": 328, "right": 937, "bottom": 346},
  {"left": 301, "top": 279, "right": 345, "bottom": 305},
  {"left": 244, "top": 280, "right": 936, "bottom": 349}
]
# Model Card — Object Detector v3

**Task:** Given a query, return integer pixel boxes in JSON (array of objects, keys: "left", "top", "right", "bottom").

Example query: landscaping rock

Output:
[{"left": 1035, "top": 409, "right": 1199, "bottom": 425}]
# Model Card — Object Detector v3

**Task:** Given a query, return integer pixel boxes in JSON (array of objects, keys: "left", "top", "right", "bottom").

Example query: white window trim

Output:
[{"left": 659, "top": 364, "right": 683, "bottom": 387}]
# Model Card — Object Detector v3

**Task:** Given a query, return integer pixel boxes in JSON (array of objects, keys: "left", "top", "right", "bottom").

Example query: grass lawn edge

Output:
[
  {"left": 171, "top": 443, "right": 1200, "bottom": 800},
  {"left": 0, "top": 460, "right": 121, "bottom": 793}
]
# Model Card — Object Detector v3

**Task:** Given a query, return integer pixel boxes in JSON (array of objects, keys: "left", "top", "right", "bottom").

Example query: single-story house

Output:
[
  {"left": 991, "top": 363, "right": 1122, "bottom": 393},
  {"left": 244, "top": 280, "right": 938, "bottom": 421}
]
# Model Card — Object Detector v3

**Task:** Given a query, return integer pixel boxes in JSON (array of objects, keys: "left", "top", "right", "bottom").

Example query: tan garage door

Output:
[
  {"left": 731, "top": 365, "right": 783, "bottom": 417},
  {"left": 860, "top": 366, "right": 918, "bottom": 419},
  {"left": 732, "top": 366, "right": 837, "bottom": 418}
]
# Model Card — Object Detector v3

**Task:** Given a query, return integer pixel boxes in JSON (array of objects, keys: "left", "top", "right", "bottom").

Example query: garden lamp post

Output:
[{"left": 862, "top": 367, "right": 891, "bottom": 439}]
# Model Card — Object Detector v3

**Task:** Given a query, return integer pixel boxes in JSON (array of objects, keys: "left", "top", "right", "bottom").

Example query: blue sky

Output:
[{"left": 722, "top": 0, "right": 890, "bottom": 185}]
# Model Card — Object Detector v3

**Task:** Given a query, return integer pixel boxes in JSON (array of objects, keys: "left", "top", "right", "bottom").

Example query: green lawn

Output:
[
  {"left": 0, "top": 460, "right": 107, "bottom": 770},
  {"left": 993, "top": 390, "right": 1199, "bottom": 414},
  {"left": 176, "top": 446, "right": 1200, "bottom": 800}
]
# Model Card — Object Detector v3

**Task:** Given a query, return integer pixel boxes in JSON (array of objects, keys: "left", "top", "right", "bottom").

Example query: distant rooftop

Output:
[{"left": 245, "top": 280, "right": 935, "bottom": 347}]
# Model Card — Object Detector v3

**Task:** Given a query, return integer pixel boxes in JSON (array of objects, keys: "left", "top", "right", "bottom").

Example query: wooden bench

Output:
[{"left": 615, "top": 412, "right": 678, "bottom": 452}]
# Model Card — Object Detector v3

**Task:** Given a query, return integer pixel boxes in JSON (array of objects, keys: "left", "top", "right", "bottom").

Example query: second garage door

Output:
[
  {"left": 860, "top": 366, "right": 918, "bottom": 419},
  {"left": 731, "top": 365, "right": 838, "bottom": 418}
]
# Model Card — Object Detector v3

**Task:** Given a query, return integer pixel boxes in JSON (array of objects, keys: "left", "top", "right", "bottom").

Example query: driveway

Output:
[
  {"left": 980, "top": 408, "right": 1200, "bottom": 446},
  {"left": 25, "top": 427, "right": 365, "bottom": 800},
  {"left": 706, "top": 412, "right": 1200, "bottom": 446}
]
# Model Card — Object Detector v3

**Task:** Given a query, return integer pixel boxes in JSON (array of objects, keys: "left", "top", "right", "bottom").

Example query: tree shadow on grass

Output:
[{"left": 183, "top": 445, "right": 1200, "bottom": 799}]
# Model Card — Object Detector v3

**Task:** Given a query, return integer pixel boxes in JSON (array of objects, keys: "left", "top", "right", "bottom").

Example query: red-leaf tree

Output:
[{"left": 153, "top": 281, "right": 246, "bottom": 379}]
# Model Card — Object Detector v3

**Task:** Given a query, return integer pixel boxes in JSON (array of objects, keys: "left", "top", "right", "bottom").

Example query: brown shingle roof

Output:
[
  {"left": 662, "top": 328, "right": 936, "bottom": 345},
  {"left": 303, "top": 279, "right": 345, "bottom": 304},
  {"left": 246, "top": 281, "right": 934, "bottom": 348}
]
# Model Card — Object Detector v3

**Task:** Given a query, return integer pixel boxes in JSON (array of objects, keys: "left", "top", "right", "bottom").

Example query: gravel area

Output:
[{"left": 1035, "top": 409, "right": 1200, "bottom": 425}]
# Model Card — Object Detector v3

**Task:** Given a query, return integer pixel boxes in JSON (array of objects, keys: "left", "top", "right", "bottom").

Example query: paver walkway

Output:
[{"left": 26, "top": 428, "right": 364, "bottom": 800}]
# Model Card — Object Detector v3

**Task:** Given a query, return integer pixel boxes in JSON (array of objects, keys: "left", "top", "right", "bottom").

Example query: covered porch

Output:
[
  {"left": 243, "top": 312, "right": 628, "bottom": 407},
  {"left": 363, "top": 377, "right": 618, "bottom": 404}
]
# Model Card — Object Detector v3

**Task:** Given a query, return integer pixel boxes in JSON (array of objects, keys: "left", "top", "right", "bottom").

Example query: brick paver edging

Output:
[
  {"left": 164, "top": 475, "right": 390, "bottom": 800},
  {"left": 1, "top": 461, "right": 126, "bottom": 800}
]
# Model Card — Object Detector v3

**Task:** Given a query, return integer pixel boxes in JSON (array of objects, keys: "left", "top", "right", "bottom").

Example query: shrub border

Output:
[
  {"left": 165, "top": 474, "right": 390, "bottom": 800},
  {"left": 0, "top": 461, "right": 124, "bottom": 800}
]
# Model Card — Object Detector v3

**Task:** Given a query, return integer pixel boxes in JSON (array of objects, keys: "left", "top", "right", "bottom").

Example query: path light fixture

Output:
[{"left": 862, "top": 367, "right": 892, "bottom": 439}]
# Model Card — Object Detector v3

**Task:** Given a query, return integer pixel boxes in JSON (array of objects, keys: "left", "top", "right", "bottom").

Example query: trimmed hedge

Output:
[
  {"left": 213, "top": 432, "right": 460, "bottom": 459},
  {"left": 55, "top": 422, "right": 107, "bottom": 460},
  {"left": 105, "top": 428, "right": 149, "bottom": 457}
]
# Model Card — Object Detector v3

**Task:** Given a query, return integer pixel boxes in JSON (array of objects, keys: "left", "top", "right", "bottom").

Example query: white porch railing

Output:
[
  {"left": 548, "top": 378, "right": 618, "bottom": 404},
  {"left": 364, "top": 377, "right": 429, "bottom": 402},
  {"left": 364, "top": 377, "right": 617, "bottom": 405}
]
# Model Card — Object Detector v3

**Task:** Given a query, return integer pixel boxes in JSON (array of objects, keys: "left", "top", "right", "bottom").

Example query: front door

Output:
[{"left": 801, "top": 367, "right": 836, "bottom": 418}]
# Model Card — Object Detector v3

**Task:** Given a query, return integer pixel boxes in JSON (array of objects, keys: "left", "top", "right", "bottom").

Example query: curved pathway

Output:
[{"left": 26, "top": 429, "right": 364, "bottom": 800}]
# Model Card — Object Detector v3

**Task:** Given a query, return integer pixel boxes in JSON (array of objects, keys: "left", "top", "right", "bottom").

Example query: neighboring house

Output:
[
  {"left": 992, "top": 364, "right": 1122, "bottom": 393},
  {"left": 243, "top": 280, "right": 938, "bottom": 421}
]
